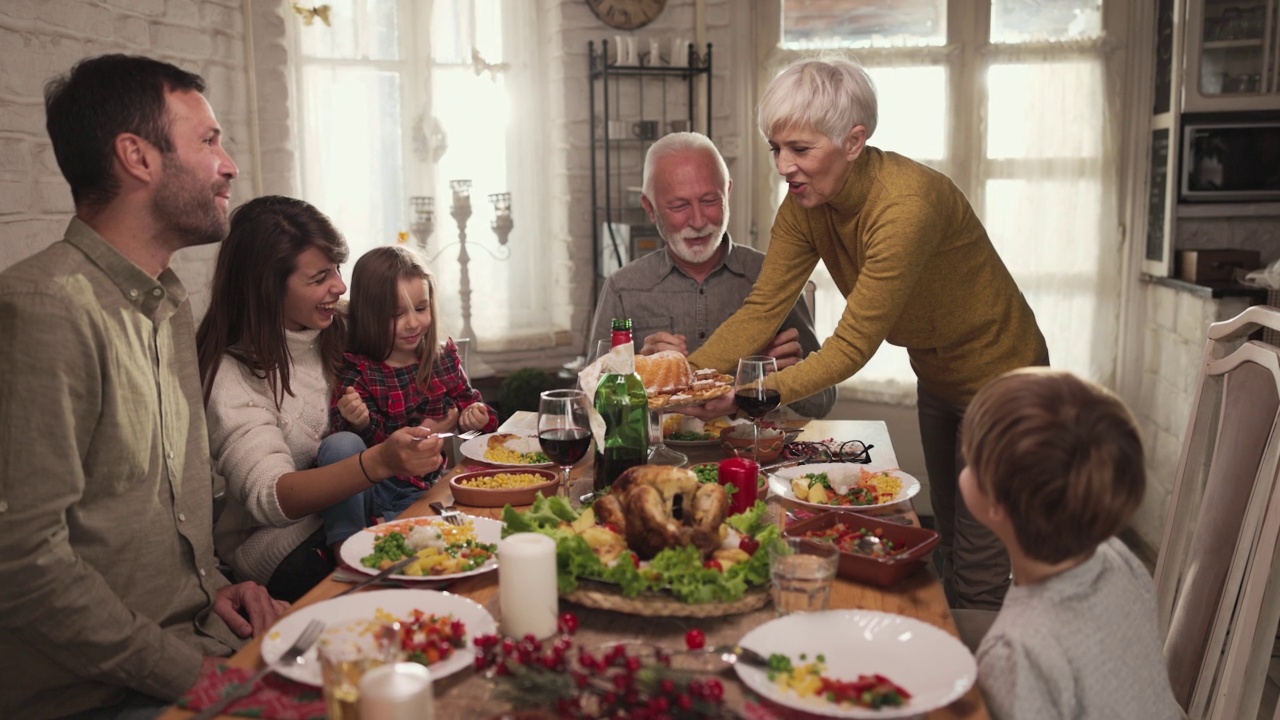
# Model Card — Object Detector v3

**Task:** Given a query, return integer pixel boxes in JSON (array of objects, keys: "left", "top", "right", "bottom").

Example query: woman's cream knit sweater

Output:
[{"left": 210, "top": 330, "right": 330, "bottom": 585}]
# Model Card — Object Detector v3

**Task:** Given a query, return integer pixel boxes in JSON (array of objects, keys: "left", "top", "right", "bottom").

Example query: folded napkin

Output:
[{"left": 176, "top": 662, "right": 325, "bottom": 719}]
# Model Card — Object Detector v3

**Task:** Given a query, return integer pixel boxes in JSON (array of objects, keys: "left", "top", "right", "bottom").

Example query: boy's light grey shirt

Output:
[{"left": 977, "top": 537, "right": 1184, "bottom": 720}]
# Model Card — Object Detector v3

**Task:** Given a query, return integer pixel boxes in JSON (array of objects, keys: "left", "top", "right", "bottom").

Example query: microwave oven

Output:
[{"left": 1180, "top": 120, "right": 1280, "bottom": 203}]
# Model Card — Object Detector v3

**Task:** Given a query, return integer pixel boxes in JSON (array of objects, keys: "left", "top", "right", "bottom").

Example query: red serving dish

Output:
[
  {"left": 782, "top": 510, "right": 940, "bottom": 588},
  {"left": 449, "top": 467, "right": 559, "bottom": 507}
]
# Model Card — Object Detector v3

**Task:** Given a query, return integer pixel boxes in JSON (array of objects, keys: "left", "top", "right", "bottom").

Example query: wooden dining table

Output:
[{"left": 161, "top": 416, "right": 989, "bottom": 719}]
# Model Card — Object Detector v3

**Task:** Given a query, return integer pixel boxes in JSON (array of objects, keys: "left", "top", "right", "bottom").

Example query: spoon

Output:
[
  {"left": 665, "top": 640, "right": 773, "bottom": 671},
  {"left": 685, "top": 644, "right": 772, "bottom": 670},
  {"left": 855, "top": 534, "right": 884, "bottom": 555}
]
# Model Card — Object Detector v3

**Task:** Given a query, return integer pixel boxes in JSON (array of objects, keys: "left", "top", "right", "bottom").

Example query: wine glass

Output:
[
  {"left": 734, "top": 355, "right": 781, "bottom": 464},
  {"left": 647, "top": 408, "right": 688, "bottom": 467},
  {"left": 538, "top": 390, "right": 592, "bottom": 498}
]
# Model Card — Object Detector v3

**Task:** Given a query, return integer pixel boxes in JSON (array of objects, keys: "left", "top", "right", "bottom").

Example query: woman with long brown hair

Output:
[{"left": 198, "top": 195, "right": 445, "bottom": 601}]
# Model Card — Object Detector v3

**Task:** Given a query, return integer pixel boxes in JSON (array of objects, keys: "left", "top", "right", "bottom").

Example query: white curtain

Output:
[
  {"left": 292, "top": 0, "right": 556, "bottom": 347},
  {"left": 765, "top": 1, "right": 1124, "bottom": 402}
]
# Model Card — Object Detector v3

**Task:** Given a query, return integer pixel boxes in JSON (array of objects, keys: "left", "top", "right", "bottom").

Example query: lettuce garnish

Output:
[{"left": 501, "top": 494, "right": 782, "bottom": 603}]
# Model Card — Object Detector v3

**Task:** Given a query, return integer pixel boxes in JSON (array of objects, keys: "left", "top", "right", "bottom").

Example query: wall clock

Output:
[{"left": 586, "top": 0, "right": 667, "bottom": 30}]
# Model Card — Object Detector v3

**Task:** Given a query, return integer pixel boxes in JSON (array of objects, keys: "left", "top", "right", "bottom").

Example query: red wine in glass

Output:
[
  {"left": 538, "top": 389, "right": 592, "bottom": 498},
  {"left": 735, "top": 388, "right": 781, "bottom": 420},
  {"left": 539, "top": 428, "right": 591, "bottom": 467},
  {"left": 734, "top": 355, "right": 779, "bottom": 464}
]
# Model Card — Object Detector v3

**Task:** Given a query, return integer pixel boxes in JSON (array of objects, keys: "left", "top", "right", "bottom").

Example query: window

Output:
[
  {"left": 290, "top": 0, "right": 559, "bottom": 351},
  {"left": 761, "top": 0, "right": 1123, "bottom": 401}
]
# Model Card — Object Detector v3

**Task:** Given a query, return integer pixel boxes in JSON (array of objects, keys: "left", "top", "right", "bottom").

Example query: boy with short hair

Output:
[{"left": 959, "top": 368, "right": 1182, "bottom": 719}]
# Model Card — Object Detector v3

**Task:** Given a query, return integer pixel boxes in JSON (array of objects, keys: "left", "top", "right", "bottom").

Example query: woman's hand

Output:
[
  {"left": 336, "top": 386, "right": 370, "bottom": 431},
  {"left": 417, "top": 407, "right": 459, "bottom": 434},
  {"left": 459, "top": 402, "right": 491, "bottom": 432},
  {"left": 376, "top": 428, "right": 445, "bottom": 478}
]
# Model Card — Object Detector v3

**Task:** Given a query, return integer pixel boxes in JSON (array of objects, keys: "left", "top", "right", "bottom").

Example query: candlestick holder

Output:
[
  {"left": 490, "top": 192, "right": 514, "bottom": 246},
  {"left": 417, "top": 180, "right": 512, "bottom": 379},
  {"left": 409, "top": 196, "right": 434, "bottom": 251}
]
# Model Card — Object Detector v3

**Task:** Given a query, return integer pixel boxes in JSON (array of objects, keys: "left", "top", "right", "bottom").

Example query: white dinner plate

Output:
[
  {"left": 769, "top": 463, "right": 920, "bottom": 511},
  {"left": 261, "top": 588, "right": 497, "bottom": 686},
  {"left": 735, "top": 609, "right": 976, "bottom": 718},
  {"left": 339, "top": 515, "right": 504, "bottom": 581},
  {"left": 459, "top": 433, "right": 555, "bottom": 467}
]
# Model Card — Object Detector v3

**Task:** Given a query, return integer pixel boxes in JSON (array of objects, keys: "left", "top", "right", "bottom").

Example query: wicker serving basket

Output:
[{"left": 562, "top": 579, "right": 771, "bottom": 618}]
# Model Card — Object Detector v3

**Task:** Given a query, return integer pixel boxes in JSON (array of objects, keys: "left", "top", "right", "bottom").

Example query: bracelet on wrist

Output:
[{"left": 357, "top": 450, "right": 377, "bottom": 484}]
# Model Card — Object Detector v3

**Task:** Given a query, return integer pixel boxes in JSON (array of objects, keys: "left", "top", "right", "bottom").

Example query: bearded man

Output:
[
  {"left": 0, "top": 54, "right": 287, "bottom": 718},
  {"left": 587, "top": 132, "right": 835, "bottom": 419}
]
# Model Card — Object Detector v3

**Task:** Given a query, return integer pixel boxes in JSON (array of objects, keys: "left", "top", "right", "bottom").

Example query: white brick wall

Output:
[{"left": 1131, "top": 281, "right": 1253, "bottom": 553}]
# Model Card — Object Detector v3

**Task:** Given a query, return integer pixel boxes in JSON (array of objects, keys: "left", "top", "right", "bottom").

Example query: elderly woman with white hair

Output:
[{"left": 687, "top": 56, "right": 1049, "bottom": 611}]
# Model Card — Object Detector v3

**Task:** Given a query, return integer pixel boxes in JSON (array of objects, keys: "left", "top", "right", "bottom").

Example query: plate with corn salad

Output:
[{"left": 460, "top": 432, "right": 555, "bottom": 467}]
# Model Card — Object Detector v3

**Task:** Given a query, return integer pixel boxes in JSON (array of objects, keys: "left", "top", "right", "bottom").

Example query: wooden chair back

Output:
[{"left": 1155, "top": 305, "right": 1280, "bottom": 719}]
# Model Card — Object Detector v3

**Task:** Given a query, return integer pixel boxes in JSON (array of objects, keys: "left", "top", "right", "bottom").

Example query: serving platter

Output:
[{"left": 563, "top": 579, "right": 771, "bottom": 618}]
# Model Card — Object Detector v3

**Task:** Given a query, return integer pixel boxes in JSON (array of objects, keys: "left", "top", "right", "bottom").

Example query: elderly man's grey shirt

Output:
[
  {"left": 0, "top": 219, "right": 240, "bottom": 718},
  {"left": 589, "top": 238, "right": 835, "bottom": 418}
]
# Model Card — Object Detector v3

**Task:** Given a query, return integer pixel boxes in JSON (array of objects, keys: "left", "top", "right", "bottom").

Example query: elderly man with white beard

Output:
[{"left": 588, "top": 132, "right": 835, "bottom": 419}]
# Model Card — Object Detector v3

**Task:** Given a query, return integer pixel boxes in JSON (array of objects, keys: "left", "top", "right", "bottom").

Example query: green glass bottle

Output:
[{"left": 593, "top": 318, "right": 649, "bottom": 492}]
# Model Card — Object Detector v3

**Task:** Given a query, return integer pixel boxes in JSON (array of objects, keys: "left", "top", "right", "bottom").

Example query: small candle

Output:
[
  {"left": 718, "top": 457, "right": 760, "bottom": 515},
  {"left": 357, "top": 662, "right": 435, "bottom": 720},
  {"left": 498, "top": 532, "right": 558, "bottom": 639}
]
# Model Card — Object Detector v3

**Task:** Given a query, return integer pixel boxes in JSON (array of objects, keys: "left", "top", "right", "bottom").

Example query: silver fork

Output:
[
  {"left": 429, "top": 501, "right": 465, "bottom": 526},
  {"left": 411, "top": 429, "right": 484, "bottom": 443},
  {"left": 190, "top": 619, "right": 325, "bottom": 720}
]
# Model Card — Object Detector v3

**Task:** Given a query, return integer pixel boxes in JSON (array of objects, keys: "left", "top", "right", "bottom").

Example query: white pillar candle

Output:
[
  {"left": 357, "top": 662, "right": 435, "bottom": 720},
  {"left": 498, "top": 532, "right": 558, "bottom": 639}
]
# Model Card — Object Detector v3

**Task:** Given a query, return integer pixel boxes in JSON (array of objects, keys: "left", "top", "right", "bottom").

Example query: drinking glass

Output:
[
  {"left": 647, "top": 409, "right": 688, "bottom": 466},
  {"left": 769, "top": 537, "right": 839, "bottom": 615},
  {"left": 318, "top": 622, "right": 402, "bottom": 720},
  {"left": 538, "top": 389, "right": 592, "bottom": 498},
  {"left": 734, "top": 355, "right": 780, "bottom": 464}
]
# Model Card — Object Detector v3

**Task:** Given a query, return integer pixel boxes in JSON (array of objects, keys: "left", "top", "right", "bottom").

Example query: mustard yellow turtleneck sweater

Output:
[{"left": 688, "top": 147, "right": 1048, "bottom": 407}]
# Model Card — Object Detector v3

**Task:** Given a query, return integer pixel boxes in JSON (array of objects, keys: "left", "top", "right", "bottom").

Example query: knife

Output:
[
  {"left": 761, "top": 458, "right": 806, "bottom": 473},
  {"left": 334, "top": 556, "right": 416, "bottom": 598}
]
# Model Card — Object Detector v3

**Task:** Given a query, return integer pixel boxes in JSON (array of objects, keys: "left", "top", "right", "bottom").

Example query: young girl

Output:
[
  {"left": 199, "top": 196, "right": 445, "bottom": 601},
  {"left": 322, "top": 245, "right": 497, "bottom": 542}
]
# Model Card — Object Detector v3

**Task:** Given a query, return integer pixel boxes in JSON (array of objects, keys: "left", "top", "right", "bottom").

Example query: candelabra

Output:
[
  {"left": 490, "top": 192, "right": 514, "bottom": 245},
  {"left": 412, "top": 181, "right": 512, "bottom": 379},
  {"left": 409, "top": 196, "right": 434, "bottom": 251}
]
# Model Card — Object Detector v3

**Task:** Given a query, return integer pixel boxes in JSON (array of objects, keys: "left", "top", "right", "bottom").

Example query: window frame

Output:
[{"left": 751, "top": 0, "right": 1134, "bottom": 403}]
